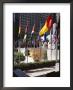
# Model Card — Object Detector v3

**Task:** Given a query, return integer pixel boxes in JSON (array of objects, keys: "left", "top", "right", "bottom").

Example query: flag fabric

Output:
[
  {"left": 40, "top": 33, "right": 47, "bottom": 42},
  {"left": 31, "top": 24, "right": 35, "bottom": 35},
  {"left": 18, "top": 15, "right": 21, "bottom": 35},
  {"left": 52, "top": 23, "right": 57, "bottom": 49},
  {"left": 25, "top": 21, "right": 29, "bottom": 33},
  {"left": 23, "top": 21, "right": 28, "bottom": 41},
  {"left": 44, "top": 33, "right": 47, "bottom": 42},
  {"left": 52, "top": 23, "right": 57, "bottom": 44},
  {"left": 40, "top": 35, "right": 44, "bottom": 42},
  {"left": 39, "top": 16, "right": 53, "bottom": 36},
  {"left": 23, "top": 34, "right": 27, "bottom": 41},
  {"left": 52, "top": 23, "right": 57, "bottom": 35},
  {"left": 52, "top": 35, "right": 57, "bottom": 44},
  {"left": 31, "top": 24, "right": 35, "bottom": 47},
  {"left": 46, "top": 34, "right": 50, "bottom": 42}
]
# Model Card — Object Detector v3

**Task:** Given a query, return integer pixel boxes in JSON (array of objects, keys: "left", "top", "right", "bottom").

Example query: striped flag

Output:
[{"left": 39, "top": 16, "right": 53, "bottom": 36}]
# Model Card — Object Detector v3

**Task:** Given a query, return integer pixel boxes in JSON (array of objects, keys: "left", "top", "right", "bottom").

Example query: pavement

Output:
[{"left": 24, "top": 62, "right": 59, "bottom": 77}]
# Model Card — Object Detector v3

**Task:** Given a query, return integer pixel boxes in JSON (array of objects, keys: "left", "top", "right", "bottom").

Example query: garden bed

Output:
[{"left": 14, "top": 60, "right": 56, "bottom": 70}]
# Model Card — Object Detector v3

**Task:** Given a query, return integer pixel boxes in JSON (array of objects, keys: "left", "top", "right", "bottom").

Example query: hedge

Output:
[{"left": 14, "top": 61, "right": 56, "bottom": 70}]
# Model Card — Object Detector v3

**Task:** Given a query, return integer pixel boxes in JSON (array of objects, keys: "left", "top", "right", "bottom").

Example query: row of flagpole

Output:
[{"left": 17, "top": 14, "right": 60, "bottom": 63}]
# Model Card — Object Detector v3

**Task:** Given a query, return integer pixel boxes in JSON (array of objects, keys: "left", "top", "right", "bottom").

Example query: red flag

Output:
[
  {"left": 39, "top": 16, "right": 53, "bottom": 36},
  {"left": 45, "top": 16, "right": 53, "bottom": 29}
]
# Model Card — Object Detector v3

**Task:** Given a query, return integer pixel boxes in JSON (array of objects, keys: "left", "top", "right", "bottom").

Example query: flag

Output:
[
  {"left": 52, "top": 23, "right": 57, "bottom": 35},
  {"left": 46, "top": 34, "right": 50, "bottom": 41},
  {"left": 23, "top": 34, "right": 27, "bottom": 41},
  {"left": 52, "top": 35, "right": 57, "bottom": 44},
  {"left": 31, "top": 24, "right": 35, "bottom": 35},
  {"left": 18, "top": 15, "right": 21, "bottom": 35},
  {"left": 52, "top": 23, "right": 57, "bottom": 43},
  {"left": 40, "top": 35, "right": 44, "bottom": 42},
  {"left": 25, "top": 21, "right": 29, "bottom": 33},
  {"left": 40, "top": 33, "right": 47, "bottom": 42},
  {"left": 23, "top": 21, "right": 28, "bottom": 41},
  {"left": 52, "top": 23, "right": 57, "bottom": 49},
  {"left": 39, "top": 16, "right": 53, "bottom": 36}
]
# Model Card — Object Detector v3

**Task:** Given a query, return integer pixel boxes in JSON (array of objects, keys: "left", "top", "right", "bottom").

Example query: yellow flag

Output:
[
  {"left": 39, "top": 22, "right": 49, "bottom": 36},
  {"left": 39, "top": 16, "right": 53, "bottom": 36}
]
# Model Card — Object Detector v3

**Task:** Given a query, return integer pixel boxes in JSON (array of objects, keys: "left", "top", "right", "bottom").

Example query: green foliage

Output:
[
  {"left": 14, "top": 51, "right": 25, "bottom": 64},
  {"left": 14, "top": 61, "right": 56, "bottom": 70}
]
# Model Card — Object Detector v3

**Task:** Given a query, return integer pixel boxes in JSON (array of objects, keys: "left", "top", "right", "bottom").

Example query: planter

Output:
[{"left": 14, "top": 61, "right": 56, "bottom": 70}]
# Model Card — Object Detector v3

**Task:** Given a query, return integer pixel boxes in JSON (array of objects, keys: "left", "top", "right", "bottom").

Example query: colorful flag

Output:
[{"left": 39, "top": 16, "right": 53, "bottom": 36}]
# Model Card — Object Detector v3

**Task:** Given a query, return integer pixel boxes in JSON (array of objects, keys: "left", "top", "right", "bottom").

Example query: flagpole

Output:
[
  {"left": 34, "top": 25, "right": 35, "bottom": 61},
  {"left": 56, "top": 26, "right": 57, "bottom": 63},
  {"left": 55, "top": 13, "right": 60, "bottom": 70},
  {"left": 18, "top": 15, "right": 21, "bottom": 64},
  {"left": 54, "top": 24, "right": 58, "bottom": 71},
  {"left": 55, "top": 13, "right": 59, "bottom": 70},
  {"left": 18, "top": 38, "right": 20, "bottom": 64},
  {"left": 33, "top": 22, "right": 35, "bottom": 61},
  {"left": 34, "top": 17, "right": 35, "bottom": 61},
  {"left": 50, "top": 29, "right": 52, "bottom": 61},
  {"left": 26, "top": 21, "right": 28, "bottom": 63},
  {"left": 27, "top": 36, "right": 28, "bottom": 63},
  {"left": 40, "top": 21, "right": 41, "bottom": 61},
  {"left": 31, "top": 21, "right": 35, "bottom": 62}
]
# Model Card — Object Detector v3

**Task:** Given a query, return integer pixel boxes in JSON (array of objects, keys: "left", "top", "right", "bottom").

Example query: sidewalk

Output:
[{"left": 24, "top": 63, "right": 59, "bottom": 77}]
